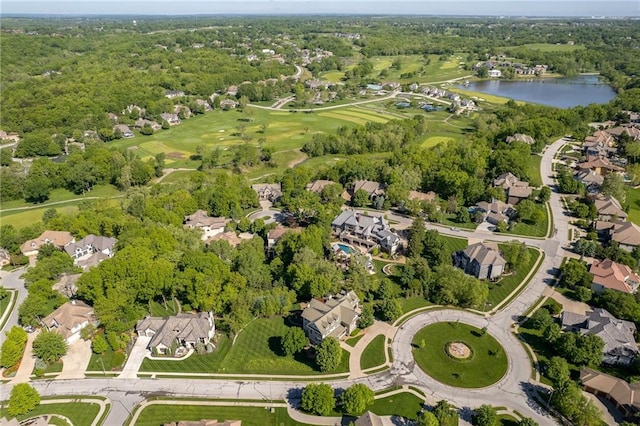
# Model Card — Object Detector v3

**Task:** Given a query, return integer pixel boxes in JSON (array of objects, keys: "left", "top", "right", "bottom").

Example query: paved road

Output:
[
  {"left": 0, "top": 268, "right": 28, "bottom": 343},
  {"left": 0, "top": 138, "right": 573, "bottom": 425}
]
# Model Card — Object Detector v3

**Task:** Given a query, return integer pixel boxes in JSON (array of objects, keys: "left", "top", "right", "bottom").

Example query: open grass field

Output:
[
  {"left": 520, "top": 43, "right": 586, "bottom": 52},
  {"left": 133, "top": 404, "right": 312, "bottom": 426},
  {"left": 368, "top": 392, "right": 425, "bottom": 420},
  {"left": 441, "top": 234, "right": 468, "bottom": 254},
  {"left": 447, "top": 87, "right": 521, "bottom": 105},
  {"left": 0, "top": 401, "right": 101, "bottom": 426},
  {"left": 360, "top": 334, "right": 386, "bottom": 370},
  {"left": 0, "top": 184, "right": 122, "bottom": 211},
  {"left": 1, "top": 198, "right": 121, "bottom": 229},
  {"left": 140, "top": 317, "right": 349, "bottom": 375},
  {"left": 485, "top": 247, "right": 541, "bottom": 309},
  {"left": 412, "top": 322, "right": 508, "bottom": 388}
]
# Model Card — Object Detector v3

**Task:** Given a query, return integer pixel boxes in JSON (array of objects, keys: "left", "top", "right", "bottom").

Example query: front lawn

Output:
[
  {"left": 625, "top": 187, "right": 640, "bottom": 225},
  {"left": 360, "top": 335, "right": 386, "bottom": 370},
  {"left": 506, "top": 204, "right": 548, "bottom": 237},
  {"left": 485, "top": 247, "right": 541, "bottom": 309},
  {"left": 412, "top": 322, "right": 507, "bottom": 388},
  {"left": 133, "top": 403, "right": 312, "bottom": 426},
  {"left": 0, "top": 401, "right": 101, "bottom": 426},
  {"left": 140, "top": 317, "right": 349, "bottom": 375},
  {"left": 369, "top": 392, "right": 424, "bottom": 420}
]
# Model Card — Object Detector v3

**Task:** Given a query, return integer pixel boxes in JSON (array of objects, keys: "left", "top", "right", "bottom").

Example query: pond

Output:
[{"left": 460, "top": 74, "right": 616, "bottom": 108}]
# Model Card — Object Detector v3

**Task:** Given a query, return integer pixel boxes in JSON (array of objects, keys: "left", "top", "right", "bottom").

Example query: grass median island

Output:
[
  {"left": 412, "top": 322, "right": 507, "bottom": 388},
  {"left": 133, "top": 404, "right": 312, "bottom": 426},
  {"left": 369, "top": 392, "right": 424, "bottom": 420},
  {"left": 140, "top": 316, "right": 349, "bottom": 375},
  {"left": 0, "top": 401, "right": 101, "bottom": 426},
  {"left": 360, "top": 335, "right": 386, "bottom": 370}
]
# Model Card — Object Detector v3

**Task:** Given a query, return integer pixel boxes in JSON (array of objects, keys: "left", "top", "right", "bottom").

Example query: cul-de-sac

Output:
[{"left": 1, "top": 2, "right": 640, "bottom": 425}]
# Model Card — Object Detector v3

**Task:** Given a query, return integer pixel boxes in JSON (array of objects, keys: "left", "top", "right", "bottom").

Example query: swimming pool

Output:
[{"left": 337, "top": 243, "right": 355, "bottom": 254}]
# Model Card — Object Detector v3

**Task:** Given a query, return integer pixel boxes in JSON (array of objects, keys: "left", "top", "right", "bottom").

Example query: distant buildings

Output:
[
  {"left": 20, "top": 230, "right": 75, "bottom": 257},
  {"left": 183, "top": 210, "right": 228, "bottom": 241}
]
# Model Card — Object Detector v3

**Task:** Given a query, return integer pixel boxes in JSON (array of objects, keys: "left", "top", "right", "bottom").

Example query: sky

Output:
[{"left": 2, "top": 1, "right": 639, "bottom": 17}]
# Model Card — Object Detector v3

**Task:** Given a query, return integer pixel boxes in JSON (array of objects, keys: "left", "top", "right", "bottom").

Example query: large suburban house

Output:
[
  {"left": 302, "top": 291, "right": 360, "bottom": 345},
  {"left": 593, "top": 195, "right": 627, "bottom": 222},
  {"left": 136, "top": 312, "right": 216, "bottom": 356},
  {"left": 160, "top": 112, "right": 181, "bottom": 126},
  {"left": 610, "top": 221, "right": 640, "bottom": 251},
  {"left": 183, "top": 210, "right": 228, "bottom": 241},
  {"left": 164, "top": 420, "right": 241, "bottom": 426},
  {"left": 580, "top": 368, "right": 640, "bottom": 422},
  {"left": 20, "top": 230, "right": 75, "bottom": 257},
  {"left": 453, "top": 242, "right": 506, "bottom": 280},
  {"left": 113, "top": 124, "right": 134, "bottom": 138},
  {"left": 474, "top": 200, "right": 515, "bottom": 225},
  {"left": 561, "top": 308, "right": 639, "bottom": 366},
  {"left": 305, "top": 180, "right": 336, "bottom": 194},
  {"left": 577, "top": 156, "right": 624, "bottom": 176},
  {"left": 64, "top": 234, "right": 117, "bottom": 270},
  {"left": 505, "top": 133, "right": 535, "bottom": 145},
  {"left": 493, "top": 172, "right": 529, "bottom": 189},
  {"left": 408, "top": 190, "right": 437, "bottom": 203},
  {"left": 134, "top": 118, "right": 162, "bottom": 131},
  {"left": 41, "top": 301, "right": 97, "bottom": 344},
  {"left": 590, "top": 259, "right": 640, "bottom": 295},
  {"left": 331, "top": 210, "right": 402, "bottom": 254},
  {"left": 350, "top": 180, "right": 385, "bottom": 200},
  {"left": 252, "top": 183, "right": 282, "bottom": 202},
  {"left": 575, "top": 168, "right": 604, "bottom": 192}
]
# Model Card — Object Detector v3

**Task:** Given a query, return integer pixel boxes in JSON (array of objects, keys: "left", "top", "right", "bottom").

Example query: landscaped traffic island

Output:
[{"left": 412, "top": 322, "right": 507, "bottom": 388}]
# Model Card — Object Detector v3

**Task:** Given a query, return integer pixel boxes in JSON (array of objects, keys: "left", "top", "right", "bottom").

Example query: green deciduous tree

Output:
[
  {"left": 301, "top": 383, "right": 335, "bottom": 416},
  {"left": 417, "top": 411, "right": 439, "bottom": 426},
  {"left": 472, "top": 404, "right": 499, "bottom": 426},
  {"left": 281, "top": 327, "right": 307, "bottom": 356},
  {"left": 32, "top": 330, "right": 67, "bottom": 364},
  {"left": 92, "top": 334, "right": 109, "bottom": 355},
  {"left": 545, "top": 356, "right": 570, "bottom": 385},
  {"left": 351, "top": 189, "right": 370, "bottom": 207},
  {"left": 518, "top": 418, "right": 539, "bottom": 426},
  {"left": 600, "top": 173, "right": 626, "bottom": 204},
  {"left": 358, "top": 304, "right": 374, "bottom": 329},
  {"left": 1, "top": 326, "right": 28, "bottom": 369},
  {"left": 341, "top": 383, "right": 374, "bottom": 415},
  {"left": 7, "top": 383, "right": 40, "bottom": 417},
  {"left": 316, "top": 337, "right": 342, "bottom": 372}
]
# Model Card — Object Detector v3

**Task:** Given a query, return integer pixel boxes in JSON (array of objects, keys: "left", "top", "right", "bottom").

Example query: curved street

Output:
[{"left": 0, "top": 138, "right": 571, "bottom": 425}]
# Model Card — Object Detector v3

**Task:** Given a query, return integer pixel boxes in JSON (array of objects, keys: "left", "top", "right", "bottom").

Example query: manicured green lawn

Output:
[
  {"left": 148, "top": 299, "right": 180, "bottom": 317},
  {"left": 507, "top": 203, "right": 548, "bottom": 237},
  {"left": 485, "top": 247, "right": 541, "bottom": 309},
  {"left": 625, "top": 187, "right": 640, "bottom": 225},
  {"left": 412, "top": 322, "right": 508, "bottom": 388},
  {"left": 0, "top": 184, "right": 122, "bottom": 211},
  {"left": 133, "top": 404, "right": 312, "bottom": 426},
  {"left": 369, "top": 392, "right": 424, "bottom": 420},
  {"left": 160, "top": 170, "right": 198, "bottom": 183},
  {"left": 1, "top": 198, "right": 121, "bottom": 229},
  {"left": 140, "top": 317, "right": 350, "bottom": 375},
  {"left": 360, "top": 335, "right": 386, "bottom": 370},
  {"left": 87, "top": 342, "right": 127, "bottom": 373},
  {"left": 525, "top": 154, "right": 543, "bottom": 187},
  {"left": 0, "top": 290, "right": 15, "bottom": 330},
  {"left": 440, "top": 234, "right": 468, "bottom": 254},
  {"left": 33, "top": 359, "right": 63, "bottom": 376},
  {"left": 139, "top": 334, "right": 232, "bottom": 373},
  {"left": 447, "top": 87, "right": 515, "bottom": 105},
  {"left": 400, "top": 296, "right": 432, "bottom": 314},
  {"left": 346, "top": 334, "right": 364, "bottom": 347},
  {"left": 0, "top": 401, "right": 101, "bottom": 426},
  {"left": 441, "top": 215, "right": 478, "bottom": 230}
]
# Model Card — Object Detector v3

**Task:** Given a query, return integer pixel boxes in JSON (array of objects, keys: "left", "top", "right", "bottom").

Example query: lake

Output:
[{"left": 460, "top": 74, "right": 616, "bottom": 108}]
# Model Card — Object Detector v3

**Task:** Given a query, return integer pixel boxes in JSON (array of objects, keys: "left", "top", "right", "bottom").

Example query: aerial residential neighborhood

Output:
[{"left": 1, "top": 5, "right": 640, "bottom": 426}]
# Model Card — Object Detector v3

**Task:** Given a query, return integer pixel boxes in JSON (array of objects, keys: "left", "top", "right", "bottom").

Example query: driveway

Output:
[
  {"left": 57, "top": 338, "right": 92, "bottom": 379},
  {"left": 118, "top": 335, "right": 150, "bottom": 379}
]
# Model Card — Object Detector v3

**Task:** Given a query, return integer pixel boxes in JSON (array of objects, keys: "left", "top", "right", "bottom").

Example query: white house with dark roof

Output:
[
  {"left": 561, "top": 308, "right": 638, "bottom": 366},
  {"left": 252, "top": 183, "right": 282, "bottom": 202},
  {"left": 160, "top": 113, "right": 181, "bottom": 126},
  {"left": 136, "top": 312, "right": 215, "bottom": 355},
  {"left": 64, "top": 234, "right": 117, "bottom": 270},
  {"left": 302, "top": 291, "right": 359, "bottom": 345},
  {"left": 454, "top": 242, "right": 506, "bottom": 280}
]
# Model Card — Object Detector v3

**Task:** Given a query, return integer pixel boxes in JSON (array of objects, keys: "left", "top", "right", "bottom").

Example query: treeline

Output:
[
  {"left": 0, "top": 145, "right": 161, "bottom": 203},
  {"left": 1, "top": 31, "right": 293, "bottom": 138},
  {"left": 302, "top": 115, "right": 429, "bottom": 157}
]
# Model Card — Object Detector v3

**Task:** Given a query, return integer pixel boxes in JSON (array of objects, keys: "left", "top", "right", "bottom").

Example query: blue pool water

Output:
[{"left": 338, "top": 244, "right": 355, "bottom": 254}]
